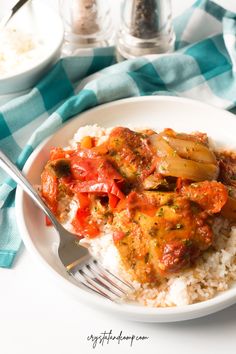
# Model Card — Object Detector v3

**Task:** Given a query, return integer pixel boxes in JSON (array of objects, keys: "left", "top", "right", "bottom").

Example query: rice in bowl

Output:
[{"left": 0, "top": 28, "right": 46, "bottom": 79}]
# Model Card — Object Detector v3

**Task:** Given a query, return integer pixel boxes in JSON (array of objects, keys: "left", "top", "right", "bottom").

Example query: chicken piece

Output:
[
  {"left": 106, "top": 127, "right": 155, "bottom": 183},
  {"left": 217, "top": 150, "right": 236, "bottom": 188},
  {"left": 113, "top": 191, "right": 213, "bottom": 283},
  {"left": 180, "top": 181, "right": 228, "bottom": 214}
]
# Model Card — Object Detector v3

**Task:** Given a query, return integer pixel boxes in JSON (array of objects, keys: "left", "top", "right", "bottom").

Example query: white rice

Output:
[
  {"left": 70, "top": 124, "right": 112, "bottom": 148},
  {"left": 0, "top": 28, "right": 45, "bottom": 78},
  {"left": 66, "top": 125, "right": 236, "bottom": 307}
]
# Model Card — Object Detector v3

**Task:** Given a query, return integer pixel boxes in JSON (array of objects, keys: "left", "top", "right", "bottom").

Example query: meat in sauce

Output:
[{"left": 41, "top": 127, "right": 232, "bottom": 284}]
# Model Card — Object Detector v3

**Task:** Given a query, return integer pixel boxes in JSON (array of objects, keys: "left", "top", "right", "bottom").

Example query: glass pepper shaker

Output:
[
  {"left": 116, "top": 0, "right": 175, "bottom": 59},
  {"left": 59, "top": 0, "right": 114, "bottom": 55}
]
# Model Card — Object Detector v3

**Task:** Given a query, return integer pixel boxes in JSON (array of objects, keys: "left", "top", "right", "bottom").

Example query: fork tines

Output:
[{"left": 69, "top": 259, "right": 135, "bottom": 302}]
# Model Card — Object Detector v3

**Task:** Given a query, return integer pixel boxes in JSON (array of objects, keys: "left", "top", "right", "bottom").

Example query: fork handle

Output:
[{"left": 0, "top": 149, "right": 62, "bottom": 230}]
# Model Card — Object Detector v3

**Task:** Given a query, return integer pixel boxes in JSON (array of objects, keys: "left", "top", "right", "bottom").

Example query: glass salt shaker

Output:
[
  {"left": 116, "top": 0, "right": 175, "bottom": 59},
  {"left": 59, "top": 0, "right": 114, "bottom": 55}
]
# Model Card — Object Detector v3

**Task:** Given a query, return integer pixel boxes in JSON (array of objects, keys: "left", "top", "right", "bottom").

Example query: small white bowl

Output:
[{"left": 0, "top": 0, "right": 64, "bottom": 94}]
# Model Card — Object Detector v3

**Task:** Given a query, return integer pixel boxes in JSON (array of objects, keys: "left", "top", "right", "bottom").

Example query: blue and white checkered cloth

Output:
[{"left": 0, "top": 0, "right": 236, "bottom": 268}]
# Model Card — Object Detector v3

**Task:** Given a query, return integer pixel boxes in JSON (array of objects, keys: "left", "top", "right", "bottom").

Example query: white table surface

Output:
[{"left": 1, "top": 1, "right": 236, "bottom": 354}]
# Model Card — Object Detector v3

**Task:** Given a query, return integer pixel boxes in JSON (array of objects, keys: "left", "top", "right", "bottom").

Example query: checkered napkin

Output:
[{"left": 0, "top": 0, "right": 236, "bottom": 268}]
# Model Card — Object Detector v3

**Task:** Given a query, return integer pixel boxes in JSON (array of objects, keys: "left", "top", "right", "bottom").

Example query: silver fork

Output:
[{"left": 0, "top": 150, "right": 134, "bottom": 301}]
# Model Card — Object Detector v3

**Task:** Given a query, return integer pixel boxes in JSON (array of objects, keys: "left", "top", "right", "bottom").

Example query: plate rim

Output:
[{"left": 15, "top": 95, "right": 236, "bottom": 322}]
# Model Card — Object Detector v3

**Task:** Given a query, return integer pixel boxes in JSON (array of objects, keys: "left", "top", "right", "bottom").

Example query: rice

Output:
[
  {"left": 65, "top": 125, "right": 236, "bottom": 307},
  {"left": 70, "top": 124, "right": 112, "bottom": 148},
  {"left": 0, "top": 28, "right": 45, "bottom": 78},
  {"left": 81, "top": 220, "right": 236, "bottom": 307}
]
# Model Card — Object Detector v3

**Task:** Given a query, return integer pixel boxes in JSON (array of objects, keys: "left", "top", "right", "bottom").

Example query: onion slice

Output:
[
  {"left": 149, "top": 134, "right": 175, "bottom": 157},
  {"left": 162, "top": 136, "right": 216, "bottom": 164},
  {"left": 157, "top": 156, "right": 219, "bottom": 182},
  {"left": 149, "top": 134, "right": 219, "bottom": 181}
]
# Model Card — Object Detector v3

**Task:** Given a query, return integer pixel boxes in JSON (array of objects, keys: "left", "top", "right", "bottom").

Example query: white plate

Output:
[{"left": 16, "top": 96, "right": 236, "bottom": 322}]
